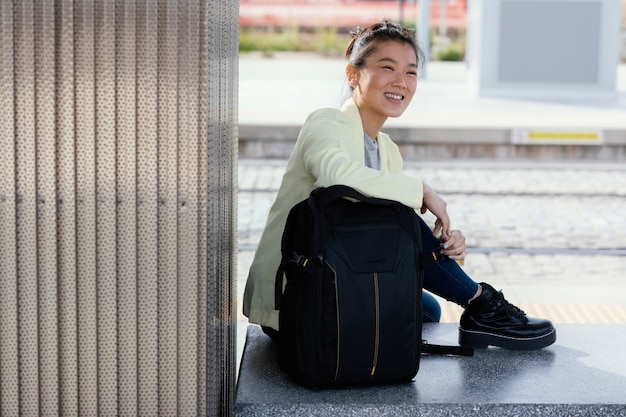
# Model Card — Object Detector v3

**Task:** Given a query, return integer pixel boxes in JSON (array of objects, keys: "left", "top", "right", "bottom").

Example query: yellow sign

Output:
[{"left": 511, "top": 129, "right": 603, "bottom": 145}]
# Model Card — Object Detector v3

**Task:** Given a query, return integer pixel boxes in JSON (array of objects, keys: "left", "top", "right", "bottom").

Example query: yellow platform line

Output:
[{"left": 440, "top": 304, "right": 626, "bottom": 324}]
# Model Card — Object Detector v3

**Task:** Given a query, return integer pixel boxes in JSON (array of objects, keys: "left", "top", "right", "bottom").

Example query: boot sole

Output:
[{"left": 458, "top": 327, "right": 557, "bottom": 350}]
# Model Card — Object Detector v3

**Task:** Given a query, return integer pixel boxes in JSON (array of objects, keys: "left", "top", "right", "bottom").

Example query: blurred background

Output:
[{"left": 239, "top": 0, "right": 626, "bottom": 63}]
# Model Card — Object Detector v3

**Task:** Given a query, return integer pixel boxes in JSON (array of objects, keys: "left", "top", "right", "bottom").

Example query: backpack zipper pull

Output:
[{"left": 288, "top": 251, "right": 309, "bottom": 267}]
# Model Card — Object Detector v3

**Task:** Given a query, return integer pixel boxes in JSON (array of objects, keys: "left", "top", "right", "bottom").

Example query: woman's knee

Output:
[{"left": 422, "top": 291, "right": 442, "bottom": 323}]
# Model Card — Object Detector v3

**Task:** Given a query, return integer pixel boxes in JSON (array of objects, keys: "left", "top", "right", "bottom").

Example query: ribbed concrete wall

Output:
[{"left": 0, "top": 0, "right": 238, "bottom": 415}]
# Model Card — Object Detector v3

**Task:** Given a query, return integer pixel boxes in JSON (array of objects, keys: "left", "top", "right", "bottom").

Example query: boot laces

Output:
[{"left": 494, "top": 290, "right": 527, "bottom": 320}]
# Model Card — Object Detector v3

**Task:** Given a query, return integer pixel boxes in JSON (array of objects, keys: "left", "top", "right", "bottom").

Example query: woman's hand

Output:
[
  {"left": 440, "top": 230, "right": 466, "bottom": 261},
  {"left": 421, "top": 182, "right": 451, "bottom": 238}
]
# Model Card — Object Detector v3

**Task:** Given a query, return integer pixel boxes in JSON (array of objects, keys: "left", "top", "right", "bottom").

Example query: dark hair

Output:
[{"left": 345, "top": 20, "right": 424, "bottom": 70}]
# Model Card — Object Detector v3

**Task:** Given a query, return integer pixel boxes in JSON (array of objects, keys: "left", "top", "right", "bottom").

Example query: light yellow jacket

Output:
[{"left": 243, "top": 98, "right": 424, "bottom": 330}]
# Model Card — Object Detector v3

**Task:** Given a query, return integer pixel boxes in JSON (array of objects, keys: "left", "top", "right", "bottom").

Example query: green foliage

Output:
[
  {"left": 239, "top": 27, "right": 301, "bottom": 53},
  {"left": 436, "top": 44, "right": 464, "bottom": 61},
  {"left": 239, "top": 25, "right": 468, "bottom": 62},
  {"left": 434, "top": 33, "right": 466, "bottom": 61},
  {"left": 314, "top": 27, "right": 345, "bottom": 53},
  {"left": 239, "top": 27, "right": 347, "bottom": 55}
]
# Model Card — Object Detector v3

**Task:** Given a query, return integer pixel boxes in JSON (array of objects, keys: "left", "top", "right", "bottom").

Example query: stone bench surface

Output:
[{"left": 235, "top": 323, "right": 626, "bottom": 417}]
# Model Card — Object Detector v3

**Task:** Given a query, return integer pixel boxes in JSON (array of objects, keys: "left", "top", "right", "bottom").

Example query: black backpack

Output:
[{"left": 274, "top": 185, "right": 471, "bottom": 389}]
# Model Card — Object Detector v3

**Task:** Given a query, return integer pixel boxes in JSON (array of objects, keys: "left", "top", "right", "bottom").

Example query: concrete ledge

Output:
[
  {"left": 238, "top": 124, "right": 626, "bottom": 160},
  {"left": 235, "top": 324, "right": 626, "bottom": 417},
  {"left": 240, "top": 124, "right": 626, "bottom": 145}
]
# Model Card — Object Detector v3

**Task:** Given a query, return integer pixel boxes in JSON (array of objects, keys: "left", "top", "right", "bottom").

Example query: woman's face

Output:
[{"left": 347, "top": 40, "right": 418, "bottom": 124}]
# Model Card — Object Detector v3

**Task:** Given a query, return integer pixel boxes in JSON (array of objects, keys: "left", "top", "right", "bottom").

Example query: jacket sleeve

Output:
[{"left": 299, "top": 109, "right": 424, "bottom": 209}]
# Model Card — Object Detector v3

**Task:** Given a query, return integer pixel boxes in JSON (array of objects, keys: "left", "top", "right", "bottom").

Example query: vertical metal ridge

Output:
[
  {"left": 201, "top": 0, "right": 238, "bottom": 413},
  {"left": 221, "top": 1, "right": 239, "bottom": 412},
  {"left": 35, "top": 0, "right": 60, "bottom": 413},
  {"left": 136, "top": 0, "right": 159, "bottom": 414},
  {"left": 196, "top": 2, "right": 209, "bottom": 415},
  {"left": 94, "top": 0, "right": 118, "bottom": 414},
  {"left": 74, "top": 0, "right": 99, "bottom": 414},
  {"left": 0, "top": 1, "right": 20, "bottom": 416},
  {"left": 14, "top": 1, "right": 41, "bottom": 415},
  {"left": 157, "top": 0, "right": 179, "bottom": 415},
  {"left": 176, "top": 0, "right": 200, "bottom": 415},
  {"left": 55, "top": 0, "right": 79, "bottom": 414},
  {"left": 204, "top": 0, "right": 220, "bottom": 413},
  {"left": 116, "top": 0, "right": 139, "bottom": 415}
]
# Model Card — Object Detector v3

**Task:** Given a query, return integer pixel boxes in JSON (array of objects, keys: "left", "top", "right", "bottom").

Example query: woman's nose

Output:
[{"left": 393, "top": 74, "right": 407, "bottom": 88}]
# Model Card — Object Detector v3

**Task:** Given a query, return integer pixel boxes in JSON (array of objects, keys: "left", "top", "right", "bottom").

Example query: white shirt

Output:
[{"left": 363, "top": 132, "right": 380, "bottom": 170}]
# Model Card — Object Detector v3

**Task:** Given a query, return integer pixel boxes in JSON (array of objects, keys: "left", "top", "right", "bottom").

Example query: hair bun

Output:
[{"left": 349, "top": 27, "right": 363, "bottom": 39}]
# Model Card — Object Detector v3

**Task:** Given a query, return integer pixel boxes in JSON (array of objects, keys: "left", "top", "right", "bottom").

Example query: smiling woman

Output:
[{"left": 243, "top": 20, "right": 556, "bottom": 353}]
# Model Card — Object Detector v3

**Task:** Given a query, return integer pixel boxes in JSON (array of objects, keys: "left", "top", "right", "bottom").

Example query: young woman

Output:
[{"left": 243, "top": 20, "right": 556, "bottom": 350}]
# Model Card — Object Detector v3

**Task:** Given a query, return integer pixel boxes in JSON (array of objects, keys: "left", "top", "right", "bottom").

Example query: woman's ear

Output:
[{"left": 346, "top": 64, "right": 359, "bottom": 88}]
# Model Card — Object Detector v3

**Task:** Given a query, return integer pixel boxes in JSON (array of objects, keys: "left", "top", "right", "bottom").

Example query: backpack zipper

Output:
[
  {"left": 324, "top": 260, "right": 341, "bottom": 381},
  {"left": 371, "top": 272, "right": 380, "bottom": 377}
]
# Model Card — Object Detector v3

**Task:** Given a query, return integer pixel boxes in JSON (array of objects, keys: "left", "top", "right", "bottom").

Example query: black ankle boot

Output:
[{"left": 459, "top": 283, "right": 556, "bottom": 350}]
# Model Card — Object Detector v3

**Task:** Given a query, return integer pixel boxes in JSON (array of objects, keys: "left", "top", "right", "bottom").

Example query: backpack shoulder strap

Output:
[
  {"left": 312, "top": 184, "right": 399, "bottom": 210},
  {"left": 421, "top": 341, "right": 474, "bottom": 357},
  {"left": 275, "top": 198, "right": 308, "bottom": 310}
]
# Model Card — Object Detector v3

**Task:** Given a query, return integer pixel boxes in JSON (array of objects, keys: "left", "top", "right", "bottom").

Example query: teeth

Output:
[{"left": 385, "top": 93, "right": 403, "bottom": 100}]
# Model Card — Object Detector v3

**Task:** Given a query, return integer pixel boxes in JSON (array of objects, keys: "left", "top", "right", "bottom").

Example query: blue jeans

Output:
[{"left": 418, "top": 215, "right": 479, "bottom": 322}]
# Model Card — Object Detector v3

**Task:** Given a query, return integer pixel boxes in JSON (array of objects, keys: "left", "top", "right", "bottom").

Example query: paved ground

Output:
[{"left": 236, "top": 54, "right": 626, "bottom": 363}]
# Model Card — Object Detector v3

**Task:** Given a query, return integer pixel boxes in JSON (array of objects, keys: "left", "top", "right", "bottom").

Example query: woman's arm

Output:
[
  {"left": 299, "top": 111, "right": 423, "bottom": 209},
  {"left": 421, "top": 182, "right": 451, "bottom": 238}
]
